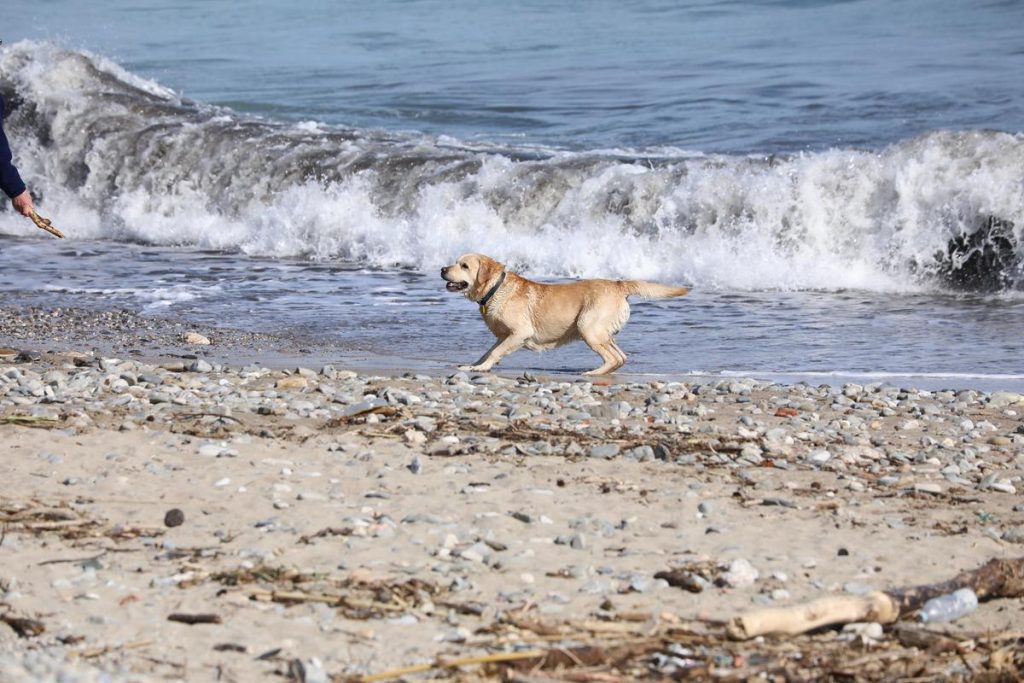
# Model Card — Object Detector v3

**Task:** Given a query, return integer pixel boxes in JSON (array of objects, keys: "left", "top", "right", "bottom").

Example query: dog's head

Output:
[{"left": 441, "top": 253, "right": 504, "bottom": 300}]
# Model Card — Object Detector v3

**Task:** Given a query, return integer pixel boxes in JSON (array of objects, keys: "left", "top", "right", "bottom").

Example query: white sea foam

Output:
[
  {"left": 2, "top": 41, "right": 1023, "bottom": 292},
  {"left": 720, "top": 370, "right": 1024, "bottom": 382},
  {"left": 40, "top": 283, "right": 218, "bottom": 311}
]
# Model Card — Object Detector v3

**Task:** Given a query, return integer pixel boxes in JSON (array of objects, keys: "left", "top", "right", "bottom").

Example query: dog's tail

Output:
[{"left": 618, "top": 280, "right": 691, "bottom": 300}]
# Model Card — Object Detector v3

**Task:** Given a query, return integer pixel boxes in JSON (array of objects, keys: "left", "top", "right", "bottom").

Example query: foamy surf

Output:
[
  {"left": 716, "top": 370, "right": 1024, "bottom": 393},
  {"left": 1, "top": 40, "right": 1023, "bottom": 293}
]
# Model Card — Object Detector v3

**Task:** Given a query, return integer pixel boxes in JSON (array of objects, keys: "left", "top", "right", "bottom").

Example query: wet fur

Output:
[{"left": 441, "top": 253, "right": 689, "bottom": 375}]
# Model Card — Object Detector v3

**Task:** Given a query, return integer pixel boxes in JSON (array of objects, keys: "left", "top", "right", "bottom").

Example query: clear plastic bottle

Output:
[{"left": 917, "top": 587, "right": 979, "bottom": 623}]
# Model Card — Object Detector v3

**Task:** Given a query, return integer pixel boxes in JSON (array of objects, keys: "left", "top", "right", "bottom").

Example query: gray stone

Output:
[
  {"left": 720, "top": 558, "right": 759, "bottom": 588},
  {"left": 189, "top": 359, "right": 213, "bottom": 373},
  {"left": 342, "top": 398, "right": 388, "bottom": 417},
  {"left": 588, "top": 444, "right": 620, "bottom": 459},
  {"left": 1001, "top": 527, "right": 1024, "bottom": 544},
  {"left": 807, "top": 450, "right": 832, "bottom": 465}
]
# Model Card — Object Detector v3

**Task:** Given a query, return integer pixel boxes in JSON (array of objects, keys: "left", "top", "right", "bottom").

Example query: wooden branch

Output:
[
  {"left": 728, "top": 591, "right": 898, "bottom": 640},
  {"left": 355, "top": 649, "right": 547, "bottom": 682},
  {"left": 887, "top": 556, "right": 1024, "bottom": 612},
  {"left": 71, "top": 639, "right": 154, "bottom": 659},
  {"left": 728, "top": 557, "right": 1024, "bottom": 640},
  {"left": 14, "top": 519, "right": 93, "bottom": 532},
  {"left": 1, "top": 613, "right": 45, "bottom": 637},
  {"left": 28, "top": 210, "right": 65, "bottom": 239},
  {"left": 167, "top": 613, "right": 222, "bottom": 625}
]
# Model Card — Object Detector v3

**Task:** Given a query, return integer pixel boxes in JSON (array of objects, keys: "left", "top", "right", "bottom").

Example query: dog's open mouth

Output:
[{"left": 445, "top": 281, "right": 469, "bottom": 292}]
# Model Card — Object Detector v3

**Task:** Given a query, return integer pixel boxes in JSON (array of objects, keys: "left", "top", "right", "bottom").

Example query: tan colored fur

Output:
[{"left": 441, "top": 253, "right": 689, "bottom": 375}]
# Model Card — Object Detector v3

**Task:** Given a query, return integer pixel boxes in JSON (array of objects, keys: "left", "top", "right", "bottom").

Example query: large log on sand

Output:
[{"left": 728, "top": 557, "right": 1024, "bottom": 640}]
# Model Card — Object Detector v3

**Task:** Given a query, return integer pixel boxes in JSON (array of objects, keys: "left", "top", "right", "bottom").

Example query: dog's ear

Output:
[{"left": 474, "top": 255, "right": 502, "bottom": 292}]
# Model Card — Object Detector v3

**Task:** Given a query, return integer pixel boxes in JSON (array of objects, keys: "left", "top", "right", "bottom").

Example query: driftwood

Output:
[
  {"left": 0, "top": 613, "right": 45, "bottom": 637},
  {"left": 70, "top": 639, "right": 154, "bottom": 660},
  {"left": 728, "top": 556, "right": 1024, "bottom": 640},
  {"left": 728, "top": 591, "right": 898, "bottom": 640},
  {"left": 353, "top": 650, "right": 548, "bottom": 683},
  {"left": 167, "top": 612, "right": 222, "bottom": 625},
  {"left": 1, "top": 414, "right": 62, "bottom": 428}
]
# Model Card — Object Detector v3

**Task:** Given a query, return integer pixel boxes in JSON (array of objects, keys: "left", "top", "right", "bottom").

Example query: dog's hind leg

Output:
[
  {"left": 609, "top": 340, "right": 628, "bottom": 370},
  {"left": 582, "top": 337, "right": 621, "bottom": 375},
  {"left": 580, "top": 304, "right": 629, "bottom": 375}
]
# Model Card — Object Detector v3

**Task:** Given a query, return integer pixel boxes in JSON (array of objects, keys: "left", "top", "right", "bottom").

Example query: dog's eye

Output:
[{"left": 461, "top": 263, "right": 469, "bottom": 270}]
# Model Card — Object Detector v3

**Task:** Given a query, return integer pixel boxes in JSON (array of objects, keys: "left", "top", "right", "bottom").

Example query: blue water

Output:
[
  {"left": 9, "top": 0, "right": 1024, "bottom": 153},
  {"left": 2, "top": 1, "right": 1024, "bottom": 387}
]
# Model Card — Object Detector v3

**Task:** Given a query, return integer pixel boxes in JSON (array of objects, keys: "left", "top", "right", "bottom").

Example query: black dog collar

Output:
[{"left": 477, "top": 271, "right": 507, "bottom": 315}]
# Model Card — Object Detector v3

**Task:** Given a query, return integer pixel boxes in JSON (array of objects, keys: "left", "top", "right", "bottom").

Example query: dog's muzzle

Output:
[{"left": 441, "top": 266, "right": 468, "bottom": 292}]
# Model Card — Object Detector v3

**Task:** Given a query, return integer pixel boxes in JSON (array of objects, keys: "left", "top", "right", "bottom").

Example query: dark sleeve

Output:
[{"left": 0, "top": 94, "right": 28, "bottom": 199}]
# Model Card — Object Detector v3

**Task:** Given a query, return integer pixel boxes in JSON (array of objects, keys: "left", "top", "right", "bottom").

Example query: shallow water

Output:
[{"left": 2, "top": 239, "right": 1023, "bottom": 390}]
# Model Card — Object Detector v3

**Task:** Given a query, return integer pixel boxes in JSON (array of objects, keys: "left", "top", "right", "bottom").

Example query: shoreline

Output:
[
  {"left": 1, "top": 343, "right": 1023, "bottom": 680},
  {"left": 3, "top": 303, "right": 1024, "bottom": 394}
]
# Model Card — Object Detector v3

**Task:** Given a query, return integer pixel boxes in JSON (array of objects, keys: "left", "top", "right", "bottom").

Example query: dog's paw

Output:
[{"left": 459, "top": 364, "right": 492, "bottom": 372}]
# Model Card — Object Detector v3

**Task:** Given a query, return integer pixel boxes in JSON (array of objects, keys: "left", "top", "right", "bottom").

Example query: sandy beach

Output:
[{"left": 1, "top": 308, "right": 1024, "bottom": 682}]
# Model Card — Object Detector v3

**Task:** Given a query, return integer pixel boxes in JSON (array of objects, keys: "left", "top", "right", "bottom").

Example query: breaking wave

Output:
[{"left": 1, "top": 41, "right": 1023, "bottom": 292}]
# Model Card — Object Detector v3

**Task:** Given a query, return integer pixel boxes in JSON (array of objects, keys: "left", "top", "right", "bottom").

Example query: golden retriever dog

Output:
[{"left": 441, "top": 253, "right": 689, "bottom": 375}]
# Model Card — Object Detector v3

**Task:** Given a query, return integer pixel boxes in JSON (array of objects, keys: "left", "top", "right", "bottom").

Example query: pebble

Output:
[
  {"left": 182, "top": 331, "right": 211, "bottom": 345},
  {"left": 807, "top": 450, "right": 832, "bottom": 465},
  {"left": 588, "top": 444, "right": 620, "bottom": 459},
  {"left": 189, "top": 359, "right": 213, "bottom": 373},
  {"left": 720, "top": 558, "right": 759, "bottom": 588},
  {"left": 843, "top": 622, "right": 884, "bottom": 641},
  {"left": 1001, "top": 527, "right": 1024, "bottom": 544},
  {"left": 198, "top": 443, "right": 226, "bottom": 457},
  {"left": 277, "top": 376, "right": 309, "bottom": 391},
  {"left": 404, "top": 430, "right": 427, "bottom": 445},
  {"left": 163, "top": 508, "right": 185, "bottom": 528}
]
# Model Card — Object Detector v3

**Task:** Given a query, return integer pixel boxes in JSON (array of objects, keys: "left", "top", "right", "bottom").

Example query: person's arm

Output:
[{"left": 0, "top": 94, "right": 33, "bottom": 216}]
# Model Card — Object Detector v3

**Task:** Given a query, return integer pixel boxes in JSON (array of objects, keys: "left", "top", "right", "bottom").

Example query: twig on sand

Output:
[
  {"left": 174, "top": 412, "right": 244, "bottom": 424},
  {"left": 167, "top": 612, "right": 223, "bottom": 625},
  {"left": 0, "top": 613, "right": 45, "bottom": 638},
  {"left": 37, "top": 550, "right": 108, "bottom": 566},
  {"left": 0, "top": 506, "right": 79, "bottom": 523},
  {"left": 351, "top": 649, "right": 548, "bottom": 683},
  {"left": 1, "top": 414, "right": 63, "bottom": 428},
  {"left": 70, "top": 639, "right": 155, "bottom": 659}
]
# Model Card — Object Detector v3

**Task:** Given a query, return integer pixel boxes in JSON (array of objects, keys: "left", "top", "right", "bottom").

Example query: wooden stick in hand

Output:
[{"left": 28, "top": 209, "right": 64, "bottom": 239}]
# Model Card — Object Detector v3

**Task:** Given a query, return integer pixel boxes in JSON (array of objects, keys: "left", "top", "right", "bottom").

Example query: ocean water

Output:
[{"left": 2, "top": 1, "right": 1024, "bottom": 387}]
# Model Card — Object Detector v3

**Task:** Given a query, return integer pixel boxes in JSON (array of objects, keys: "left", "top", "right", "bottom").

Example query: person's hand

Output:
[{"left": 12, "top": 190, "right": 34, "bottom": 217}]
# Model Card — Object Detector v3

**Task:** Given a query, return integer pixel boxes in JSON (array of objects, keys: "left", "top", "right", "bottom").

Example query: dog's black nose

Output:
[{"left": 441, "top": 266, "right": 448, "bottom": 276}]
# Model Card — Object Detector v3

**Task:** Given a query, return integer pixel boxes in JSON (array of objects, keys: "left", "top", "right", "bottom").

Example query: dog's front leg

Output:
[
  {"left": 461, "top": 336, "right": 506, "bottom": 370},
  {"left": 459, "top": 334, "right": 527, "bottom": 372}
]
